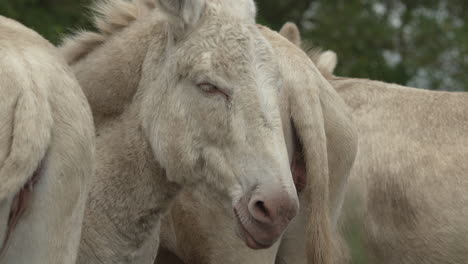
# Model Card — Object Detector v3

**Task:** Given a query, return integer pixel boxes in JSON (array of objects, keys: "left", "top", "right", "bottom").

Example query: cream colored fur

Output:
[
  {"left": 301, "top": 50, "right": 468, "bottom": 264},
  {"left": 60, "top": 0, "right": 300, "bottom": 263},
  {"left": 156, "top": 25, "right": 359, "bottom": 264},
  {"left": 155, "top": 23, "right": 468, "bottom": 264},
  {"left": 0, "top": 16, "right": 95, "bottom": 263},
  {"left": 328, "top": 70, "right": 468, "bottom": 264},
  {"left": 157, "top": 190, "right": 281, "bottom": 264},
  {"left": 279, "top": 23, "right": 468, "bottom": 264}
]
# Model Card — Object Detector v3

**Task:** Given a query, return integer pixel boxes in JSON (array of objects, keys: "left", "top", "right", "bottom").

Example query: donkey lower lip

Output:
[{"left": 233, "top": 208, "right": 273, "bottom": 250}]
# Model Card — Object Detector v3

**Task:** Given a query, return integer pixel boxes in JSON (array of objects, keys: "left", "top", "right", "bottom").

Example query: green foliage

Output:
[
  {"left": 1, "top": 0, "right": 466, "bottom": 91},
  {"left": 0, "top": 0, "right": 92, "bottom": 44},
  {"left": 256, "top": 0, "right": 468, "bottom": 91}
]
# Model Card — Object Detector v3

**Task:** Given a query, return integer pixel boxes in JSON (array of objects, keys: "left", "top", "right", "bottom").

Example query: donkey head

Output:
[{"left": 139, "top": 0, "right": 298, "bottom": 249}]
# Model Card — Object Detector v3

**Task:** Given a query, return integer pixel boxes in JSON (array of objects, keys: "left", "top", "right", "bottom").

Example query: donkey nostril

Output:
[
  {"left": 248, "top": 193, "right": 299, "bottom": 225},
  {"left": 255, "top": 200, "right": 270, "bottom": 218}
]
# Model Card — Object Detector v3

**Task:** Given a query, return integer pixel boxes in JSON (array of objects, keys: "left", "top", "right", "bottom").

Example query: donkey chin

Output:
[{"left": 233, "top": 186, "right": 299, "bottom": 249}]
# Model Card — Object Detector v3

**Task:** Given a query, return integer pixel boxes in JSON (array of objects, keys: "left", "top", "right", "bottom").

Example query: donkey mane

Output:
[
  {"left": 301, "top": 41, "right": 323, "bottom": 65},
  {"left": 61, "top": 0, "right": 156, "bottom": 64}
]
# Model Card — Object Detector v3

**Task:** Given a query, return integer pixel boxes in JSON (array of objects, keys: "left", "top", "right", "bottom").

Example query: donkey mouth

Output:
[{"left": 233, "top": 208, "right": 272, "bottom": 250}]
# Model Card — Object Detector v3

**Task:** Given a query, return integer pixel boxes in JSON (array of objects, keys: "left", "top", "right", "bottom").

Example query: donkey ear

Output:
[
  {"left": 288, "top": 69, "right": 333, "bottom": 264},
  {"left": 290, "top": 71, "right": 358, "bottom": 264},
  {"left": 285, "top": 50, "right": 357, "bottom": 264},
  {"left": 316, "top": 50, "right": 338, "bottom": 76},
  {"left": 158, "top": 0, "right": 206, "bottom": 26},
  {"left": 279, "top": 22, "right": 302, "bottom": 47}
]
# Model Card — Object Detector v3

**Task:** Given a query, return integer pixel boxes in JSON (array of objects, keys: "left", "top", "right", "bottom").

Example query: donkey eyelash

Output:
[
  {"left": 197, "top": 82, "right": 230, "bottom": 99},
  {"left": 197, "top": 83, "right": 218, "bottom": 93}
]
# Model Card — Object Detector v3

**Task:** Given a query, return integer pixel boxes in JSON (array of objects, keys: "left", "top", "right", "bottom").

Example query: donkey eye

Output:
[
  {"left": 198, "top": 83, "right": 218, "bottom": 93},
  {"left": 197, "top": 82, "right": 229, "bottom": 98}
]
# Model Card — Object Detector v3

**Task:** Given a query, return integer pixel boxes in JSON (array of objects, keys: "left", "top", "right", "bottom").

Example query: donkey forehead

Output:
[{"left": 180, "top": 25, "right": 277, "bottom": 80}]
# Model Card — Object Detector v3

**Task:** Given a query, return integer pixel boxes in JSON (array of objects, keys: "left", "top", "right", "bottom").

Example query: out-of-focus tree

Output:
[
  {"left": 256, "top": 0, "right": 468, "bottom": 91},
  {"left": 1, "top": 0, "right": 467, "bottom": 91},
  {"left": 0, "top": 0, "right": 92, "bottom": 44}
]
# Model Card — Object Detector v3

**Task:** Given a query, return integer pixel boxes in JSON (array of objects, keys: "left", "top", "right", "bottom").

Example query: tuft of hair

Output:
[
  {"left": 302, "top": 41, "right": 338, "bottom": 79},
  {"left": 60, "top": 0, "right": 157, "bottom": 64},
  {"left": 301, "top": 41, "right": 322, "bottom": 63},
  {"left": 279, "top": 22, "right": 301, "bottom": 47}
]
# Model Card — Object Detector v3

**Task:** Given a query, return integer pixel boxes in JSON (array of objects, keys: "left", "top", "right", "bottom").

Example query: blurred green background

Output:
[{"left": 1, "top": 0, "right": 467, "bottom": 91}]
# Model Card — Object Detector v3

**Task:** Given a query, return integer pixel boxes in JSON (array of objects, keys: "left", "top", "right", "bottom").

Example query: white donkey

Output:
[
  {"left": 156, "top": 24, "right": 359, "bottom": 264},
  {"left": 59, "top": 0, "right": 356, "bottom": 263},
  {"left": 0, "top": 16, "right": 95, "bottom": 264},
  {"left": 281, "top": 23, "right": 468, "bottom": 264},
  {"left": 156, "top": 23, "right": 468, "bottom": 264}
]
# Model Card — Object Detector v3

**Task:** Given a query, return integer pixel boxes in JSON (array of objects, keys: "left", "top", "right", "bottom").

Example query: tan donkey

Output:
[
  {"left": 280, "top": 23, "right": 468, "bottom": 264},
  {"left": 58, "top": 0, "right": 356, "bottom": 263},
  {"left": 0, "top": 16, "right": 95, "bottom": 264},
  {"left": 156, "top": 23, "right": 468, "bottom": 264},
  {"left": 156, "top": 24, "right": 359, "bottom": 264}
]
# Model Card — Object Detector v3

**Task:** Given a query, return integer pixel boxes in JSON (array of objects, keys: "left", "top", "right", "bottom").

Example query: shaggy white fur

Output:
[
  {"left": 61, "top": 1, "right": 304, "bottom": 263},
  {"left": 156, "top": 22, "right": 468, "bottom": 264},
  {"left": 156, "top": 25, "right": 359, "bottom": 264}
]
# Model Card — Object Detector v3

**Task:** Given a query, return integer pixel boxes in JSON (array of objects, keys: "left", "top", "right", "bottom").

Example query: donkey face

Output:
[{"left": 140, "top": 0, "right": 298, "bottom": 249}]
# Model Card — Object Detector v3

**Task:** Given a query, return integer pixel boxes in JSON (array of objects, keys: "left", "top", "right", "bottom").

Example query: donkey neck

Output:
[
  {"left": 80, "top": 109, "right": 181, "bottom": 263},
  {"left": 92, "top": 109, "right": 181, "bottom": 217},
  {"left": 70, "top": 16, "right": 167, "bottom": 124}
]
